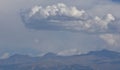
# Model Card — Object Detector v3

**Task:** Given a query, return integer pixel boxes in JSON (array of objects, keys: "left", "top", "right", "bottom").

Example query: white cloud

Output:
[
  {"left": 19, "top": 1, "right": 120, "bottom": 53},
  {"left": 58, "top": 48, "right": 81, "bottom": 56},
  {"left": 24, "top": 3, "right": 88, "bottom": 21},
  {"left": 0, "top": 53, "right": 10, "bottom": 59},
  {"left": 20, "top": 3, "right": 120, "bottom": 34},
  {"left": 100, "top": 34, "right": 120, "bottom": 46}
]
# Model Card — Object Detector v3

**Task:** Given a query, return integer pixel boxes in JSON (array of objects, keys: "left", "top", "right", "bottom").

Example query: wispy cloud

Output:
[
  {"left": 0, "top": 53, "right": 10, "bottom": 59},
  {"left": 100, "top": 34, "right": 120, "bottom": 46},
  {"left": 58, "top": 48, "right": 81, "bottom": 56}
]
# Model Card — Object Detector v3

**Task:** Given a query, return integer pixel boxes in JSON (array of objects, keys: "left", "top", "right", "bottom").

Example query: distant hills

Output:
[
  {"left": 112, "top": 0, "right": 120, "bottom": 3},
  {"left": 0, "top": 49, "right": 120, "bottom": 70}
]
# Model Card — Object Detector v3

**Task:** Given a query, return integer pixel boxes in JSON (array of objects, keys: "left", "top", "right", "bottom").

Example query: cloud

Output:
[
  {"left": 20, "top": 3, "right": 120, "bottom": 34},
  {"left": 0, "top": 53, "right": 10, "bottom": 59},
  {"left": 19, "top": 2, "right": 120, "bottom": 54},
  {"left": 57, "top": 48, "right": 81, "bottom": 56},
  {"left": 100, "top": 34, "right": 120, "bottom": 46}
]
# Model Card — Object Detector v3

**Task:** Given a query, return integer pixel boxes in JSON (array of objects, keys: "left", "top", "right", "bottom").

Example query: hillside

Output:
[{"left": 0, "top": 49, "right": 120, "bottom": 70}]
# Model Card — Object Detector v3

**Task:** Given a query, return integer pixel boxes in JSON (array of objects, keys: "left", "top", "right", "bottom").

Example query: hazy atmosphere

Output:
[{"left": 0, "top": 0, "right": 120, "bottom": 58}]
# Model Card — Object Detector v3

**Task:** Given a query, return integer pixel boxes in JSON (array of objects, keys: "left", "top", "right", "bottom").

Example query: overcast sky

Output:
[{"left": 0, "top": 0, "right": 120, "bottom": 58}]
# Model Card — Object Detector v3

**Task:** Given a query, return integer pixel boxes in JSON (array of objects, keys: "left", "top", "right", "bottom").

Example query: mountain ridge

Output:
[{"left": 0, "top": 49, "right": 120, "bottom": 70}]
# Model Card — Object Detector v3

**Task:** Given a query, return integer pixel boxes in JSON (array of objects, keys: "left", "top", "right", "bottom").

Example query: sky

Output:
[{"left": 0, "top": 0, "right": 120, "bottom": 58}]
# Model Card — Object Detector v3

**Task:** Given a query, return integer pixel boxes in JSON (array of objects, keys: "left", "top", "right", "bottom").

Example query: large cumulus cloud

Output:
[
  {"left": 20, "top": 3, "right": 120, "bottom": 34},
  {"left": 20, "top": 3, "right": 120, "bottom": 53}
]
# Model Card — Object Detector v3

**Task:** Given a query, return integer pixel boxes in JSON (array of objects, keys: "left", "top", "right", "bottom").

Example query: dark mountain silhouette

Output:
[
  {"left": 86, "top": 49, "right": 120, "bottom": 58},
  {"left": 112, "top": 0, "right": 120, "bottom": 3},
  {"left": 0, "top": 49, "right": 120, "bottom": 70}
]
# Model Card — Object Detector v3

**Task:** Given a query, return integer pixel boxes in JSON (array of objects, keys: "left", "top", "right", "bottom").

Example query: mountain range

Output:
[{"left": 0, "top": 49, "right": 120, "bottom": 70}]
